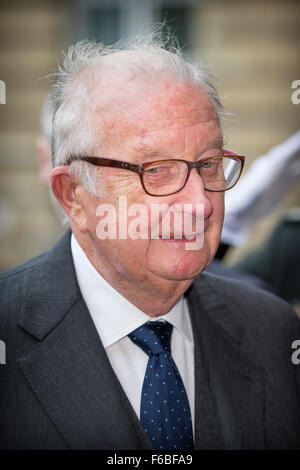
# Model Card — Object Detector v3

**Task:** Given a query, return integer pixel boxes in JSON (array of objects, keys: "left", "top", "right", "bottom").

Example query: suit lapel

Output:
[
  {"left": 186, "top": 274, "right": 265, "bottom": 450},
  {"left": 17, "top": 231, "right": 153, "bottom": 450}
]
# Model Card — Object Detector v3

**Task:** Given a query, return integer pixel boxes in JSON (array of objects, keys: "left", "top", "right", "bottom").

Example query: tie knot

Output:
[{"left": 128, "top": 321, "right": 173, "bottom": 357}]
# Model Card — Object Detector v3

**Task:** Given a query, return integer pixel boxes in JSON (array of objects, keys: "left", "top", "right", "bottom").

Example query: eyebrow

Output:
[
  {"left": 213, "top": 136, "right": 224, "bottom": 147},
  {"left": 133, "top": 143, "right": 162, "bottom": 161},
  {"left": 195, "top": 136, "right": 224, "bottom": 158},
  {"left": 134, "top": 136, "right": 224, "bottom": 161}
]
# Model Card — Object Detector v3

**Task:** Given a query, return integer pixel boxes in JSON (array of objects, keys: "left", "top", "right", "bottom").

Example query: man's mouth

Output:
[{"left": 158, "top": 235, "right": 199, "bottom": 242}]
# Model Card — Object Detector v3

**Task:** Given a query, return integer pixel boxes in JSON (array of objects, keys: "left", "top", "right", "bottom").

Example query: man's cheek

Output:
[
  {"left": 110, "top": 239, "right": 150, "bottom": 273},
  {"left": 110, "top": 177, "right": 141, "bottom": 198},
  {"left": 209, "top": 194, "right": 224, "bottom": 224}
]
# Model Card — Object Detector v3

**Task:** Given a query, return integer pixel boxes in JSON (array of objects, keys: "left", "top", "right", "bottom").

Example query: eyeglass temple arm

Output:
[{"left": 66, "top": 156, "right": 143, "bottom": 174}]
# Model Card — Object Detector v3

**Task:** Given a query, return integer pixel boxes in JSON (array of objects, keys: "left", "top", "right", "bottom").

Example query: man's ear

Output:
[{"left": 50, "top": 166, "right": 88, "bottom": 231}]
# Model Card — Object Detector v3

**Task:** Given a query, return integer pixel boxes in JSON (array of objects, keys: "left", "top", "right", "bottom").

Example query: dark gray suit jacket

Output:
[{"left": 1, "top": 231, "right": 300, "bottom": 449}]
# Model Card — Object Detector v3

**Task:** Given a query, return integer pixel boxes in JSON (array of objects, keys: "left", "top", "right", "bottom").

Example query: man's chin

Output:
[{"left": 149, "top": 250, "right": 211, "bottom": 282}]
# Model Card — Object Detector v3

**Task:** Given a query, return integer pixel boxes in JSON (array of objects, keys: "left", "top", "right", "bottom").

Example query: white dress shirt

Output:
[{"left": 71, "top": 234, "right": 195, "bottom": 435}]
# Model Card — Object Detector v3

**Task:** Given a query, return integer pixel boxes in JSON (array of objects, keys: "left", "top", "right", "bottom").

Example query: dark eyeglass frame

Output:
[{"left": 66, "top": 154, "right": 245, "bottom": 196}]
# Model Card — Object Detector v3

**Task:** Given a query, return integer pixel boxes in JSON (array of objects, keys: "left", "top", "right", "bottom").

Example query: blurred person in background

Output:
[
  {"left": 36, "top": 98, "right": 54, "bottom": 187},
  {"left": 233, "top": 208, "right": 300, "bottom": 311},
  {"left": 218, "top": 131, "right": 300, "bottom": 256},
  {"left": 1, "top": 31, "right": 300, "bottom": 450},
  {"left": 216, "top": 132, "right": 300, "bottom": 309},
  {"left": 36, "top": 97, "right": 65, "bottom": 224}
]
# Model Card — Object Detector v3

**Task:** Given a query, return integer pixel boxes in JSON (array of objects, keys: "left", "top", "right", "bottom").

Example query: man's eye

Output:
[
  {"left": 145, "top": 167, "right": 161, "bottom": 174},
  {"left": 202, "top": 160, "right": 219, "bottom": 170},
  {"left": 146, "top": 166, "right": 171, "bottom": 175},
  {"left": 202, "top": 161, "right": 214, "bottom": 169}
]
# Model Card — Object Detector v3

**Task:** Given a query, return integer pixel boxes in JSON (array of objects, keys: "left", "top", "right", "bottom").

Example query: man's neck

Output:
[{"left": 73, "top": 231, "right": 193, "bottom": 317}]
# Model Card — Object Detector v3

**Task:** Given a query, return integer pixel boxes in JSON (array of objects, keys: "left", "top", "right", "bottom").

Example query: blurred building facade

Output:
[{"left": 0, "top": 0, "right": 299, "bottom": 270}]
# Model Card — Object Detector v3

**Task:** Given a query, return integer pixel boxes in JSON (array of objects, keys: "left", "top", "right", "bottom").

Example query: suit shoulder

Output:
[
  {"left": 0, "top": 242, "right": 65, "bottom": 331},
  {"left": 197, "top": 271, "right": 299, "bottom": 333},
  {"left": 0, "top": 251, "right": 48, "bottom": 282},
  {"left": 0, "top": 251, "right": 49, "bottom": 325},
  {"left": 0, "top": 231, "right": 70, "bottom": 286}
]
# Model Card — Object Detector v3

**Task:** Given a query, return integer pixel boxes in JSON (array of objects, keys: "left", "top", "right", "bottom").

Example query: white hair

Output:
[{"left": 51, "top": 27, "right": 225, "bottom": 197}]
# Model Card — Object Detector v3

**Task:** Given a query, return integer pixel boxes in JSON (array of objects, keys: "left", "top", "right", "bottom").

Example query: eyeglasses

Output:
[{"left": 66, "top": 152, "right": 245, "bottom": 197}]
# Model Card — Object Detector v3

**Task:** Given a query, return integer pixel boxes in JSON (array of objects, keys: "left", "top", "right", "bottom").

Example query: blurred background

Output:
[{"left": 0, "top": 0, "right": 300, "bottom": 273}]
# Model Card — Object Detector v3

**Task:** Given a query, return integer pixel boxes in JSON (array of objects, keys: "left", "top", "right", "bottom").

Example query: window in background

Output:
[{"left": 71, "top": 0, "right": 198, "bottom": 51}]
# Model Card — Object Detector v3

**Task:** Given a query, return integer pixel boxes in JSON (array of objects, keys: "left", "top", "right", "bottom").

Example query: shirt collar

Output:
[{"left": 71, "top": 234, "right": 193, "bottom": 348}]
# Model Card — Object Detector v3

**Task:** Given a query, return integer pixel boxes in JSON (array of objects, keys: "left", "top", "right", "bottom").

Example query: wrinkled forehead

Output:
[
  {"left": 90, "top": 78, "right": 220, "bottom": 156},
  {"left": 92, "top": 76, "right": 216, "bottom": 121},
  {"left": 126, "top": 82, "right": 216, "bottom": 124}
]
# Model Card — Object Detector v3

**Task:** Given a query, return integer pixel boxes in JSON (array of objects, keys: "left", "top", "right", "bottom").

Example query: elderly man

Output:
[{"left": 1, "top": 35, "right": 300, "bottom": 450}]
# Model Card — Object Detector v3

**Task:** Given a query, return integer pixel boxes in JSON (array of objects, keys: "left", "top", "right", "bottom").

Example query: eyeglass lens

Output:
[{"left": 142, "top": 157, "right": 241, "bottom": 196}]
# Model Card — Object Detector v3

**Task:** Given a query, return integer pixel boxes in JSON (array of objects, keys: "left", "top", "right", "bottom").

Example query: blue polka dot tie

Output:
[{"left": 128, "top": 321, "right": 194, "bottom": 450}]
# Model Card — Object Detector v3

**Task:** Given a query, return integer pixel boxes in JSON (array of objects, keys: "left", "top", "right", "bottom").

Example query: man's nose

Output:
[{"left": 173, "top": 167, "right": 213, "bottom": 219}]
